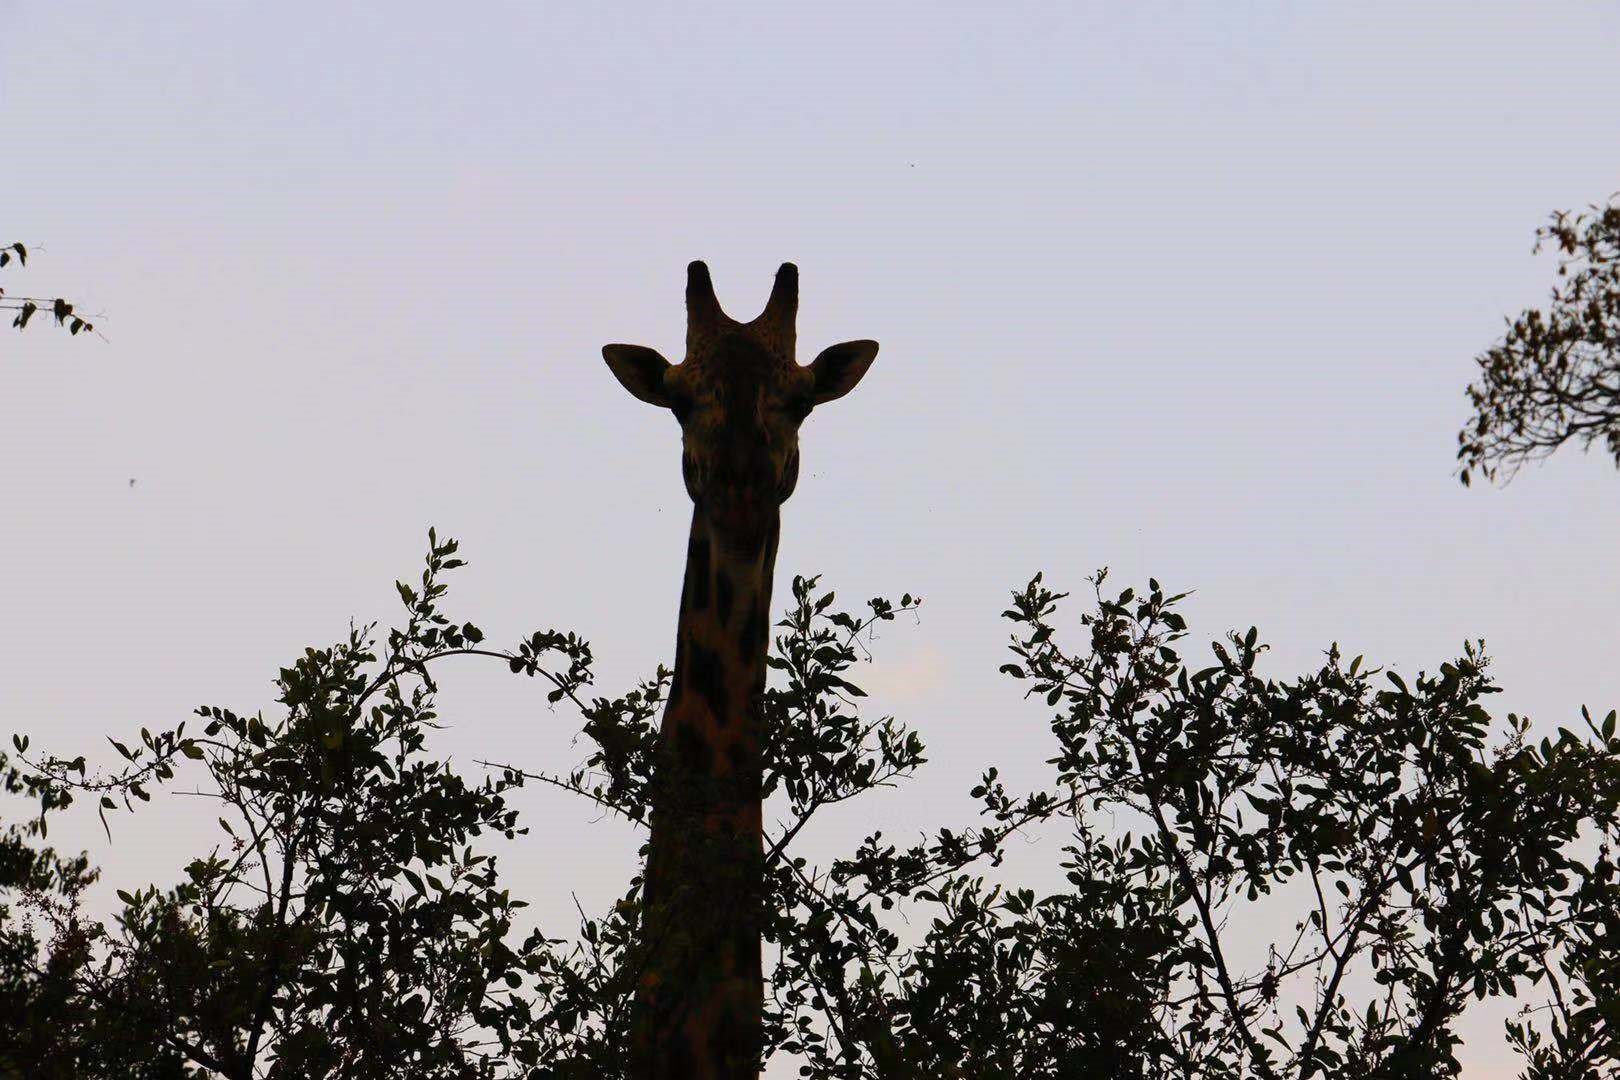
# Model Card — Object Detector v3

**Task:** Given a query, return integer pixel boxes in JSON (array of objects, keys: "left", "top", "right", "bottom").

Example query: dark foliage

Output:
[
  {"left": 1, "top": 745, "right": 101, "bottom": 1077},
  {"left": 6, "top": 535, "right": 552, "bottom": 1078},
  {"left": 1, "top": 242, "right": 95, "bottom": 336},
  {"left": 3, "top": 542, "right": 1617, "bottom": 1078},
  {"left": 1460, "top": 196, "right": 1620, "bottom": 484}
]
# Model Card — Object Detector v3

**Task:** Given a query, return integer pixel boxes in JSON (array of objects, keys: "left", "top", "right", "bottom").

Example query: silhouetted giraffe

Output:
[{"left": 603, "top": 262, "right": 877, "bottom": 1079}]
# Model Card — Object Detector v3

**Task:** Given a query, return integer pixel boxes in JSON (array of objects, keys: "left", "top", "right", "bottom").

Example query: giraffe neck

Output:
[
  {"left": 631, "top": 508, "right": 779, "bottom": 1080},
  {"left": 670, "top": 511, "right": 779, "bottom": 778}
]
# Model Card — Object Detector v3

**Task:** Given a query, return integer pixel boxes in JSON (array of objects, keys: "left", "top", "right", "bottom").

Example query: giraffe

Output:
[{"left": 603, "top": 261, "right": 878, "bottom": 1079}]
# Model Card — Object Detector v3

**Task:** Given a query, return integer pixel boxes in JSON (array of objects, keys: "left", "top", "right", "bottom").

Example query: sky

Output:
[{"left": 4, "top": 2, "right": 1620, "bottom": 1074}]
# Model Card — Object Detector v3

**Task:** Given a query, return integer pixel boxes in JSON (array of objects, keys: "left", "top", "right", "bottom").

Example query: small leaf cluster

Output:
[
  {"left": 1459, "top": 196, "right": 1620, "bottom": 484},
  {"left": 1, "top": 243, "right": 94, "bottom": 335}
]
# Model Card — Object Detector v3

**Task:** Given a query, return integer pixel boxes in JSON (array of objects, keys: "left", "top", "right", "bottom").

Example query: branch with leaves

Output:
[
  {"left": 7, "top": 533, "right": 602, "bottom": 1078},
  {"left": 1, "top": 242, "right": 98, "bottom": 336},
  {"left": 1459, "top": 196, "right": 1620, "bottom": 485}
]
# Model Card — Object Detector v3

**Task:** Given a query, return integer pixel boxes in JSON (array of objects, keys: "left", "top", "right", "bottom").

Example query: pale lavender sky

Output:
[{"left": 4, "top": 3, "right": 1620, "bottom": 1074}]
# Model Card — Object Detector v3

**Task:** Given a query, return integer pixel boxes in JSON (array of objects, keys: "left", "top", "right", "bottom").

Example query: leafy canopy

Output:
[{"left": 3, "top": 541, "right": 1617, "bottom": 1078}]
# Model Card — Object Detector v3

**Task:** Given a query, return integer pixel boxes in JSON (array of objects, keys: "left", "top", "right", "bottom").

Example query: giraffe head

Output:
[{"left": 604, "top": 262, "right": 877, "bottom": 550}]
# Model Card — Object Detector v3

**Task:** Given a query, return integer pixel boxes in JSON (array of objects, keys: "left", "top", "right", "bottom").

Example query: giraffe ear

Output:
[
  {"left": 603, "top": 344, "right": 676, "bottom": 408},
  {"left": 807, "top": 340, "right": 878, "bottom": 405}
]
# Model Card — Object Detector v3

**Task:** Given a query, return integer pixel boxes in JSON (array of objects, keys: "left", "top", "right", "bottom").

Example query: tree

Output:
[
  {"left": 5, "top": 534, "right": 549, "bottom": 1078},
  {"left": 5, "top": 540, "right": 1616, "bottom": 1078},
  {"left": 967, "top": 573, "right": 1619, "bottom": 1078},
  {"left": 1459, "top": 196, "right": 1620, "bottom": 485},
  {"left": 1, "top": 242, "right": 95, "bottom": 337},
  {"left": 0, "top": 743, "right": 100, "bottom": 1076}
]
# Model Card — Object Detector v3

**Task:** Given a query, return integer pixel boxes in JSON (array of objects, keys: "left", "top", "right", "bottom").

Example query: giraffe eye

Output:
[{"left": 782, "top": 395, "right": 813, "bottom": 423}]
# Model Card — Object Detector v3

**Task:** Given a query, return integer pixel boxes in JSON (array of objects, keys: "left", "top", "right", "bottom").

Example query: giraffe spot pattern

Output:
[
  {"left": 739, "top": 606, "right": 767, "bottom": 659},
  {"left": 715, "top": 569, "right": 734, "bottom": 625},
  {"left": 686, "top": 533, "right": 711, "bottom": 612},
  {"left": 712, "top": 1003, "right": 753, "bottom": 1073},
  {"left": 676, "top": 723, "right": 711, "bottom": 776},
  {"left": 725, "top": 741, "right": 745, "bottom": 771},
  {"left": 685, "top": 640, "right": 727, "bottom": 724},
  {"left": 666, "top": 1039, "right": 696, "bottom": 1080}
]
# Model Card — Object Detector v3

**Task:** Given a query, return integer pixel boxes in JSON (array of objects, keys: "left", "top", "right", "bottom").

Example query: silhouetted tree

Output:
[
  {"left": 6, "top": 539, "right": 1615, "bottom": 1078},
  {"left": 973, "top": 573, "right": 1619, "bottom": 1078},
  {"left": 1460, "top": 196, "right": 1620, "bottom": 485},
  {"left": 0, "top": 746, "right": 105, "bottom": 1076},
  {"left": 5, "top": 535, "right": 550, "bottom": 1078}
]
